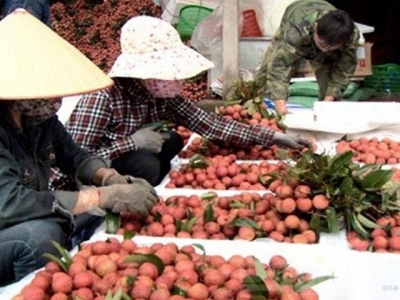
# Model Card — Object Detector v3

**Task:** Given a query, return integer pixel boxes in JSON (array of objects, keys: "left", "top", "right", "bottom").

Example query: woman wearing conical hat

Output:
[{"left": 0, "top": 10, "right": 158, "bottom": 287}]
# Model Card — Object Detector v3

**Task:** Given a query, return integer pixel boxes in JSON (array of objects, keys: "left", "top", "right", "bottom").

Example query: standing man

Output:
[{"left": 255, "top": 0, "right": 360, "bottom": 115}]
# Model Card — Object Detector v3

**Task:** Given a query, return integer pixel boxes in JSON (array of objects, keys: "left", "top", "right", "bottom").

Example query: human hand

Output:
[
  {"left": 102, "top": 168, "right": 155, "bottom": 189},
  {"left": 274, "top": 99, "right": 288, "bottom": 115},
  {"left": 130, "top": 123, "right": 170, "bottom": 153},
  {"left": 272, "top": 132, "right": 312, "bottom": 150},
  {"left": 99, "top": 183, "right": 158, "bottom": 216}
]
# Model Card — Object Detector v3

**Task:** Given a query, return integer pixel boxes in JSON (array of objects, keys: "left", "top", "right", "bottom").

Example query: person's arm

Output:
[
  {"left": 66, "top": 91, "right": 135, "bottom": 161},
  {"left": 325, "top": 28, "right": 360, "bottom": 100},
  {"left": 255, "top": 27, "right": 303, "bottom": 115},
  {"left": 324, "top": 45, "right": 358, "bottom": 100},
  {"left": 164, "top": 97, "right": 275, "bottom": 147}
]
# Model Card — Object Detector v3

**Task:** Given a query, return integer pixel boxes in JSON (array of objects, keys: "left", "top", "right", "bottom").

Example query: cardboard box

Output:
[{"left": 296, "top": 42, "right": 372, "bottom": 78}]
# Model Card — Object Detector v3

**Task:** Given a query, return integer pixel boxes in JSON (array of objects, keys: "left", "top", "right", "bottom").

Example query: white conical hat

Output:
[{"left": 0, "top": 9, "right": 114, "bottom": 100}]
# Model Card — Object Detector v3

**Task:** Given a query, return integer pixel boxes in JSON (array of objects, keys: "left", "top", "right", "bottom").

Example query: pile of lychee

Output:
[
  {"left": 118, "top": 182, "right": 328, "bottom": 245},
  {"left": 13, "top": 239, "right": 323, "bottom": 300},
  {"left": 166, "top": 155, "right": 289, "bottom": 190},
  {"left": 347, "top": 214, "right": 400, "bottom": 253},
  {"left": 336, "top": 137, "right": 400, "bottom": 165}
]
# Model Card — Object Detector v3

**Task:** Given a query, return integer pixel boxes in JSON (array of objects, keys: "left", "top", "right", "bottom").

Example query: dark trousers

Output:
[{"left": 111, "top": 130, "right": 183, "bottom": 186}]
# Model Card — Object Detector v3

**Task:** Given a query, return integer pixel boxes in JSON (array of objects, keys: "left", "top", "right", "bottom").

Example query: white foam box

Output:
[
  {"left": 313, "top": 101, "right": 400, "bottom": 125},
  {"left": 87, "top": 234, "right": 349, "bottom": 299}
]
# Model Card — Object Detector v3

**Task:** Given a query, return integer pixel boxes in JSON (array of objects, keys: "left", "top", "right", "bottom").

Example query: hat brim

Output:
[
  {"left": 108, "top": 46, "right": 214, "bottom": 80},
  {"left": 0, "top": 10, "right": 114, "bottom": 100}
]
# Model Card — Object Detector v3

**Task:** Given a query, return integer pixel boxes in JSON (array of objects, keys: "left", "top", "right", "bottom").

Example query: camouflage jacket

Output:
[{"left": 256, "top": 0, "right": 360, "bottom": 101}]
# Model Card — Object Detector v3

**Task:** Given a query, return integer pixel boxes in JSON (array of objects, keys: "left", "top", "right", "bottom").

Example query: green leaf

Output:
[
  {"left": 112, "top": 288, "right": 123, "bottom": 300},
  {"left": 243, "top": 275, "right": 268, "bottom": 297},
  {"left": 248, "top": 103, "right": 256, "bottom": 116},
  {"left": 175, "top": 219, "right": 183, "bottom": 231},
  {"left": 356, "top": 213, "right": 380, "bottom": 229},
  {"left": 352, "top": 164, "right": 381, "bottom": 177},
  {"left": 233, "top": 218, "right": 260, "bottom": 230},
  {"left": 203, "top": 203, "right": 214, "bottom": 223},
  {"left": 105, "top": 211, "right": 121, "bottom": 234},
  {"left": 124, "top": 254, "right": 165, "bottom": 275},
  {"left": 309, "top": 212, "right": 321, "bottom": 234},
  {"left": 182, "top": 217, "right": 198, "bottom": 232},
  {"left": 172, "top": 285, "right": 188, "bottom": 296},
  {"left": 230, "top": 200, "right": 247, "bottom": 208},
  {"left": 200, "top": 192, "right": 217, "bottom": 200},
  {"left": 192, "top": 243, "right": 206, "bottom": 255},
  {"left": 345, "top": 209, "right": 370, "bottom": 239},
  {"left": 243, "top": 99, "right": 254, "bottom": 109},
  {"left": 51, "top": 240, "right": 72, "bottom": 266},
  {"left": 253, "top": 257, "right": 267, "bottom": 280},
  {"left": 325, "top": 207, "right": 340, "bottom": 233},
  {"left": 123, "top": 231, "right": 136, "bottom": 240},
  {"left": 42, "top": 253, "right": 68, "bottom": 273},
  {"left": 105, "top": 289, "right": 113, "bottom": 300},
  {"left": 294, "top": 275, "right": 335, "bottom": 291},
  {"left": 260, "top": 108, "right": 271, "bottom": 119},
  {"left": 362, "top": 170, "right": 393, "bottom": 190},
  {"left": 328, "top": 151, "right": 353, "bottom": 174}
]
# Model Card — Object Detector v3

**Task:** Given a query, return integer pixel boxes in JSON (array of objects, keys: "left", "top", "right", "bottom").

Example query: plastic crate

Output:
[
  {"left": 364, "top": 63, "right": 400, "bottom": 96},
  {"left": 176, "top": 5, "right": 213, "bottom": 41}
]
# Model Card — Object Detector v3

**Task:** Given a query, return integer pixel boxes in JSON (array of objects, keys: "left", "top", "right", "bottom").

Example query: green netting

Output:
[
  {"left": 176, "top": 5, "right": 213, "bottom": 41},
  {"left": 364, "top": 64, "right": 400, "bottom": 96}
]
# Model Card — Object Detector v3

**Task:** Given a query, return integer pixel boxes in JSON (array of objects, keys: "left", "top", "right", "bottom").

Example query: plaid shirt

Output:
[{"left": 66, "top": 78, "right": 275, "bottom": 161}]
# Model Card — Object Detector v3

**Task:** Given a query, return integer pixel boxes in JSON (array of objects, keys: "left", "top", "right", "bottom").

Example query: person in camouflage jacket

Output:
[{"left": 255, "top": 0, "right": 360, "bottom": 115}]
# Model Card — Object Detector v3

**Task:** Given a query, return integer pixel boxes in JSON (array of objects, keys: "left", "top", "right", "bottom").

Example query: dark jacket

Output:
[{"left": 0, "top": 102, "right": 107, "bottom": 231}]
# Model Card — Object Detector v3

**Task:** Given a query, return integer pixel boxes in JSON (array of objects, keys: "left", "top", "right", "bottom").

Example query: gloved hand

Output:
[
  {"left": 102, "top": 168, "right": 154, "bottom": 189},
  {"left": 79, "top": 183, "right": 158, "bottom": 217},
  {"left": 99, "top": 184, "right": 158, "bottom": 217},
  {"left": 272, "top": 132, "right": 312, "bottom": 150},
  {"left": 130, "top": 123, "right": 170, "bottom": 153}
]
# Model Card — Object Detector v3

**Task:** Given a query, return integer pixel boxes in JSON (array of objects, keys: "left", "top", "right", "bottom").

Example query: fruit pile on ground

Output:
[
  {"left": 49, "top": 0, "right": 211, "bottom": 102},
  {"left": 12, "top": 239, "right": 331, "bottom": 300}
]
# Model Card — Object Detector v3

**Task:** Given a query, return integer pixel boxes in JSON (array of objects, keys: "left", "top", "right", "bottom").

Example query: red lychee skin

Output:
[
  {"left": 224, "top": 278, "right": 243, "bottom": 294},
  {"left": 139, "top": 262, "right": 159, "bottom": 280},
  {"left": 51, "top": 272, "right": 73, "bottom": 294},
  {"left": 73, "top": 271, "right": 94, "bottom": 289},
  {"left": 31, "top": 274, "right": 51, "bottom": 291},
  {"left": 91, "top": 241, "right": 112, "bottom": 255},
  {"left": 203, "top": 269, "right": 225, "bottom": 287},
  {"left": 44, "top": 261, "right": 62, "bottom": 274},
  {"left": 68, "top": 261, "right": 87, "bottom": 278},
  {"left": 92, "top": 278, "right": 113, "bottom": 295},
  {"left": 94, "top": 256, "right": 117, "bottom": 277},
  {"left": 213, "top": 287, "right": 234, "bottom": 300},
  {"left": 71, "top": 287, "right": 94, "bottom": 300},
  {"left": 299, "top": 288, "right": 320, "bottom": 300},
  {"left": 149, "top": 288, "right": 171, "bottom": 300},
  {"left": 49, "top": 292, "right": 68, "bottom": 300},
  {"left": 120, "top": 239, "right": 137, "bottom": 253},
  {"left": 131, "top": 282, "right": 152, "bottom": 299},
  {"left": 237, "top": 226, "right": 256, "bottom": 241},
  {"left": 187, "top": 283, "right": 209, "bottom": 300},
  {"left": 21, "top": 285, "right": 46, "bottom": 300},
  {"left": 269, "top": 254, "right": 288, "bottom": 270}
]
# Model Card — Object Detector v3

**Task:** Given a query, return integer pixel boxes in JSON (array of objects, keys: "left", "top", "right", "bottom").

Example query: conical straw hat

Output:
[{"left": 0, "top": 9, "right": 114, "bottom": 100}]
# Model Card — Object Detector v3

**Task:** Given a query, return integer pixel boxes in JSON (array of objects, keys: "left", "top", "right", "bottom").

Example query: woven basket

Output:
[
  {"left": 364, "top": 64, "right": 400, "bottom": 96},
  {"left": 176, "top": 5, "right": 213, "bottom": 41}
]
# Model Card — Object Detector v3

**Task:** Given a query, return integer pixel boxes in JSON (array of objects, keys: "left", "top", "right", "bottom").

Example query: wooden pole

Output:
[{"left": 222, "top": 0, "right": 239, "bottom": 98}]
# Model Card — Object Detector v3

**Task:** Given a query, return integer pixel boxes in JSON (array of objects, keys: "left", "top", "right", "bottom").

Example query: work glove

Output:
[
  {"left": 130, "top": 123, "right": 170, "bottom": 153},
  {"left": 101, "top": 168, "right": 154, "bottom": 189},
  {"left": 80, "top": 183, "right": 158, "bottom": 217},
  {"left": 272, "top": 132, "right": 312, "bottom": 150},
  {"left": 99, "top": 184, "right": 158, "bottom": 216}
]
